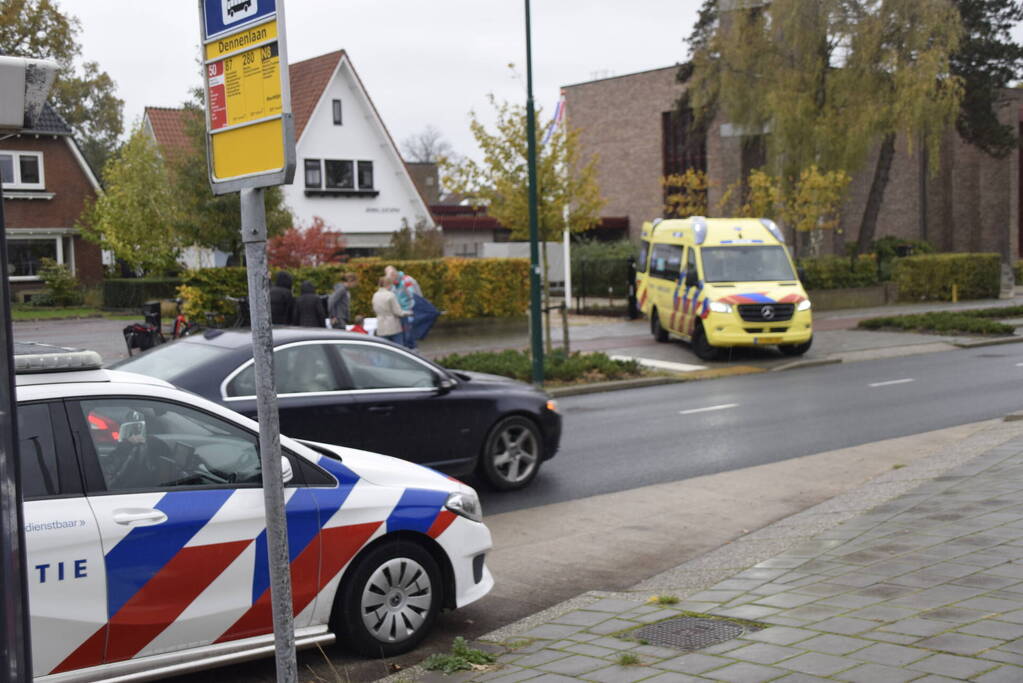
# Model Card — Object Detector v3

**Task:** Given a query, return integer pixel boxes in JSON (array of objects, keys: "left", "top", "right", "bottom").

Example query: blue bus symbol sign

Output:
[{"left": 202, "top": 0, "right": 275, "bottom": 40}]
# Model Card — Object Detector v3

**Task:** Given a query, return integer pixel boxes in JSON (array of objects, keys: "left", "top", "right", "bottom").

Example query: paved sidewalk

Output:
[{"left": 394, "top": 418, "right": 1023, "bottom": 682}]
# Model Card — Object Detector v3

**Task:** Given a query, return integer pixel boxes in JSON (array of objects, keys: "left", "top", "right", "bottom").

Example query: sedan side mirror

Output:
[
  {"left": 281, "top": 456, "right": 294, "bottom": 484},
  {"left": 435, "top": 375, "right": 456, "bottom": 394}
]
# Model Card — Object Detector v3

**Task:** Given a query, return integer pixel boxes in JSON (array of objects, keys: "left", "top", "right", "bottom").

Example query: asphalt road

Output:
[{"left": 478, "top": 344, "right": 1023, "bottom": 515}]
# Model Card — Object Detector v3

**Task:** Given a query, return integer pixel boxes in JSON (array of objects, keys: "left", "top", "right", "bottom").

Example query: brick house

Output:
[
  {"left": 2, "top": 103, "right": 103, "bottom": 296},
  {"left": 564, "top": 66, "right": 1023, "bottom": 262}
]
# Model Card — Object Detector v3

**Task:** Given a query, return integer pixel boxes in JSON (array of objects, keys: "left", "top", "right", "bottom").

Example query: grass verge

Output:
[
  {"left": 11, "top": 305, "right": 137, "bottom": 321},
  {"left": 857, "top": 306, "right": 1023, "bottom": 336},
  {"left": 436, "top": 349, "right": 645, "bottom": 385}
]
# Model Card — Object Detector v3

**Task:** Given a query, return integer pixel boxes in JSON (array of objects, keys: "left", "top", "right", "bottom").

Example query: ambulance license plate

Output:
[{"left": 755, "top": 336, "right": 782, "bottom": 344}]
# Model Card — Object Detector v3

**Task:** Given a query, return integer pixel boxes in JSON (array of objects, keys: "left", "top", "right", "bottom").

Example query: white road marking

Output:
[
  {"left": 679, "top": 403, "right": 739, "bottom": 415},
  {"left": 1016, "top": 362, "right": 1023, "bottom": 367},
  {"left": 610, "top": 355, "right": 708, "bottom": 373},
  {"left": 869, "top": 378, "right": 915, "bottom": 388}
]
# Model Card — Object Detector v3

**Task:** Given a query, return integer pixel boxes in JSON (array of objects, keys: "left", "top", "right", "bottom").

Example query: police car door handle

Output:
[{"left": 113, "top": 509, "right": 168, "bottom": 526}]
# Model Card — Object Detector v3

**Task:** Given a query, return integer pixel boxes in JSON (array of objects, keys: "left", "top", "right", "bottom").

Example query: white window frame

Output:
[
  {"left": 7, "top": 235, "right": 63, "bottom": 281},
  {"left": 0, "top": 151, "right": 45, "bottom": 191}
]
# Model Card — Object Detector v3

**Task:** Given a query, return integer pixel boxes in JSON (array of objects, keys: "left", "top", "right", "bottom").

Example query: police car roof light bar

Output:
[{"left": 13, "top": 342, "right": 103, "bottom": 374}]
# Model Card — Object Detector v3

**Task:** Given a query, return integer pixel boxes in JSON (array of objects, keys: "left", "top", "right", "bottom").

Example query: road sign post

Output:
[{"left": 198, "top": 1, "right": 297, "bottom": 680}]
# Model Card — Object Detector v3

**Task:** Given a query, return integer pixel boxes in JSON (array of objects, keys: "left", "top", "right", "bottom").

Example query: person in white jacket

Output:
[{"left": 371, "top": 276, "right": 409, "bottom": 344}]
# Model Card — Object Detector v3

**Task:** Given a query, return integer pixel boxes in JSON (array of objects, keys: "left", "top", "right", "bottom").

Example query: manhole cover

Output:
[{"left": 630, "top": 617, "right": 757, "bottom": 651}]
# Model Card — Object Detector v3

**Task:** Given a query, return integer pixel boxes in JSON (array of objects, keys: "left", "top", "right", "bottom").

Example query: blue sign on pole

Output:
[{"left": 202, "top": 0, "right": 277, "bottom": 40}]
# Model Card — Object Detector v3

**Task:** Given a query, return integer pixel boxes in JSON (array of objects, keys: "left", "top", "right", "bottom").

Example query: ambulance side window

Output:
[
  {"left": 637, "top": 241, "right": 650, "bottom": 273},
  {"left": 649, "top": 244, "right": 682, "bottom": 280}
]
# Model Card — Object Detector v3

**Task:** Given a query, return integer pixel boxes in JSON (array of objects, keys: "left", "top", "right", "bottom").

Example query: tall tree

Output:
[
  {"left": 168, "top": 102, "right": 292, "bottom": 262},
  {"left": 1, "top": 0, "right": 124, "bottom": 175},
  {"left": 686, "top": 0, "right": 962, "bottom": 255},
  {"left": 401, "top": 125, "right": 454, "bottom": 163},
  {"left": 76, "top": 125, "right": 182, "bottom": 273},
  {"left": 442, "top": 95, "right": 605, "bottom": 349},
  {"left": 951, "top": 0, "right": 1023, "bottom": 158}
]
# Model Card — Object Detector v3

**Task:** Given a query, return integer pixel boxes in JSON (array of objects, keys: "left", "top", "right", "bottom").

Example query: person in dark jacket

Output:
[
  {"left": 269, "top": 271, "right": 295, "bottom": 325},
  {"left": 293, "top": 280, "right": 326, "bottom": 327}
]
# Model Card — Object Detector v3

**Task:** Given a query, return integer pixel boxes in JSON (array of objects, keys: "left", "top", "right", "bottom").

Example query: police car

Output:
[{"left": 15, "top": 343, "right": 493, "bottom": 681}]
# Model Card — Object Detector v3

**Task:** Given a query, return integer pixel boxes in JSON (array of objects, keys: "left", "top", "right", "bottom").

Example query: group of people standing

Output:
[{"left": 267, "top": 266, "right": 430, "bottom": 350}]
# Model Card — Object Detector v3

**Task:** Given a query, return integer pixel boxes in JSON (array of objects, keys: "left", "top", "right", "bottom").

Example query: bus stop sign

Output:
[{"left": 199, "top": 0, "right": 296, "bottom": 194}]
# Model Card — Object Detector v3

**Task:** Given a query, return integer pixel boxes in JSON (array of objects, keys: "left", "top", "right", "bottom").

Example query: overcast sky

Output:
[{"left": 58, "top": 1, "right": 701, "bottom": 160}]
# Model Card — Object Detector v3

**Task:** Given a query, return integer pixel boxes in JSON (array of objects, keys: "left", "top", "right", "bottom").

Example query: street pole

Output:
[
  {"left": 240, "top": 188, "right": 297, "bottom": 682},
  {"left": 0, "top": 172, "right": 33, "bottom": 682},
  {"left": 524, "top": 0, "right": 544, "bottom": 386}
]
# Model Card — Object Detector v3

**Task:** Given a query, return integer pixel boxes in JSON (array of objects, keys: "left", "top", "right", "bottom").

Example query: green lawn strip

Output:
[
  {"left": 436, "top": 349, "right": 645, "bottom": 385},
  {"left": 11, "top": 306, "right": 138, "bottom": 321},
  {"left": 858, "top": 308, "right": 1020, "bottom": 336}
]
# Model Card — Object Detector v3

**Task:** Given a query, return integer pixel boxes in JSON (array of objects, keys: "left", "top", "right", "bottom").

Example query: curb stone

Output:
[
  {"left": 770, "top": 357, "right": 842, "bottom": 372},
  {"left": 952, "top": 335, "right": 1023, "bottom": 348},
  {"left": 546, "top": 367, "right": 764, "bottom": 397}
]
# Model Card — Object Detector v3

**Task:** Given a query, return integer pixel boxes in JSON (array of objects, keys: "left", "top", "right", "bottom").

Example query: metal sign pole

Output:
[
  {"left": 0, "top": 173, "right": 33, "bottom": 681},
  {"left": 240, "top": 187, "right": 297, "bottom": 682},
  {"left": 524, "top": 0, "right": 544, "bottom": 386}
]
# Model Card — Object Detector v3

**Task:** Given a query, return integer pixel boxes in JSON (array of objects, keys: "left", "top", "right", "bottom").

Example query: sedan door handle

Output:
[
  {"left": 367, "top": 405, "right": 394, "bottom": 414},
  {"left": 113, "top": 508, "right": 167, "bottom": 526}
]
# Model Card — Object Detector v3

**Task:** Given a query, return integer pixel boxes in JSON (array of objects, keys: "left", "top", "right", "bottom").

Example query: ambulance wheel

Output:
[
  {"left": 779, "top": 337, "right": 813, "bottom": 356},
  {"left": 333, "top": 540, "right": 442, "bottom": 658},
  {"left": 692, "top": 322, "right": 720, "bottom": 361},
  {"left": 651, "top": 309, "right": 669, "bottom": 343}
]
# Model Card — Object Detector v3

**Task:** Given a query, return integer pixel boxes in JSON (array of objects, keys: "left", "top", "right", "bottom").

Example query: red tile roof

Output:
[
  {"left": 144, "top": 106, "right": 200, "bottom": 158},
  {"left": 289, "top": 50, "right": 344, "bottom": 140}
]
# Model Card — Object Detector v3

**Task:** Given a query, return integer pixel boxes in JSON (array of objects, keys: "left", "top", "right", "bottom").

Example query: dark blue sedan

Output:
[{"left": 112, "top": 328, "right": 561, "bottom": 490}]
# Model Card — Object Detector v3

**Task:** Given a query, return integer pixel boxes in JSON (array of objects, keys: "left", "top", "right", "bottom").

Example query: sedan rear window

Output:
[{"left": 113, "top": 342, "right": 233, "bottom": 382}]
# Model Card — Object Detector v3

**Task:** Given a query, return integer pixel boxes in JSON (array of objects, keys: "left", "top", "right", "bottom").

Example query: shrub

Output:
[
  {"left": 797, "top": 255, "right": 879, "bottom": 290},
  {"left": 858, "top": 311, "right": 1015, "bottom": 336},
  {"left": 177, "top": 258, "right": 531, "bottom": 320},
  {"left": 1015, "top": 261, "right": 1023, "bottom": 285},
  {"left": 571, "top": 239, "right": 635, "bottom": 298},
  {"left": 37, "top": 258, "right": 82, "bottom": 306},
  {"left": 103, "top": 278, "right": 182, "bottom": 309},
  {"left": 436, "top": 349, "right": 642, "bottom": 384},
  {"left": 892, "top": 253, "right": 1000, "bottom": 301}
]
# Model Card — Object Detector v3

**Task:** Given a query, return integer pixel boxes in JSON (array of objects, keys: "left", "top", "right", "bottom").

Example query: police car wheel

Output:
[
  {"left": 479, "top": 416, "right": 542, "bottom": 491},
  {"left": 692, "top": 322, "right": 720, "bottom": 361},
  {"left": 651, "top": 309, "right": 669, "bottom": 343},
  {"left": 779, "top": 337, "right": 813, "bottom": 356},
  {"left": 334, "top": 541, "right": 441, "bottom": 658}
]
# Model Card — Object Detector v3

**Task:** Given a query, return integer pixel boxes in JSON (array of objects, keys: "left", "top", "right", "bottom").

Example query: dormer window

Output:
[{"left": 0, "top": 151, "right": 44, "bottom": 190}]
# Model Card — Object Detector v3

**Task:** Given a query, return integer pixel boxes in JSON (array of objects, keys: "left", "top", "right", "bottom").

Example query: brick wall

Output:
[
  {"left": 564, "top": 66, "right": 684, "bottom": 242},
  {"left": 567, "top": 64, "right": 1021, "bottom": 260}
]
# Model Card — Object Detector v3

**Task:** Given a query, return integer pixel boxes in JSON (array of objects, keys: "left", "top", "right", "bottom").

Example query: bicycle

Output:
[
  {"left": 200, "top": 296, "right": 248, "bottom": 330},
  {"left": 123, "top": 301, "right": 166, "bottom": 356},
  {"left": 172, "top": 298, "right": 202, "bottom": 339}
]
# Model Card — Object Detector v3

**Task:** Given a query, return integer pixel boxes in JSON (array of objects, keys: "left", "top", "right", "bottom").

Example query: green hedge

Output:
[
  {"left": 102, "top": 278, "right": 182, "bottom": 309},
  {"left": 892, "top": 253, "right": 1000, "bottom": 301},
  {"left": 797, "top": 255, "right": 879, "bottom": 290},
  {"left": 177, "top": 258, "right": 531, "bottom": 321},
  {"left": 436, "top": 349, "right": 642, "bottom": 384},
  {"left": 1015, "top": 261, "right": 1022, "bottom": 285}
]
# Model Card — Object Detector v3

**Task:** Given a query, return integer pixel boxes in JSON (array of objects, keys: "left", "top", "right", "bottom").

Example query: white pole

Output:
[{"left": 562, "top": 205, "right": 572, "bottom": 308}]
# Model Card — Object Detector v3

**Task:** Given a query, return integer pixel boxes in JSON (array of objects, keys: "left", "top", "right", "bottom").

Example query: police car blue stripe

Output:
[
  {"left": 105, "top": 489, "right": 234, "bottom": 618},
  {"left": 386, "top": 488, "right": 450, "bottom": 535}
]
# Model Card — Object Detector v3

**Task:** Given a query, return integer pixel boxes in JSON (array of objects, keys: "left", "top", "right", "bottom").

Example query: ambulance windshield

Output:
[{"left": 700, "top": 245, "right": 795, "bottom": 283}]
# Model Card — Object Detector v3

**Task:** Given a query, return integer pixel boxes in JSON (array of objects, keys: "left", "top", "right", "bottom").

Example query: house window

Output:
[
  {"left": 357, "top": 161, "right": 374, "bottom": 190},
  {"left": 661, "top": 110, "right": 706, "bottom": 176},
  {"left": 332, "top": 99, "right": 342, "bottom": 125},
  {"left": 8, "top": 238, "right": 60, "bottom": 279},
  {"left": 304, "top": 159, "right": 322, "bottom": 188},
  {"left": 324, "top": 160, "right": 354, "bottom": 189},
  {"left": 0, "top": 151, "right": 44, "bottom": 190}
]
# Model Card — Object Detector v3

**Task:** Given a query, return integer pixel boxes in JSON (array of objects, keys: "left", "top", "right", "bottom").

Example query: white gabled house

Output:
[
  {"left": 286, "top": 50, "right": 433, "bottom": 256},
  {"left": 144, "top": 49, "right": 431, "bottom": 262}
]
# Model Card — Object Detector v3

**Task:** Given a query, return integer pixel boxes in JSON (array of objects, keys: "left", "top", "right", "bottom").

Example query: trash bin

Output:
[{"left": 142, "top": 300, "right": 161, "bottom": 328}]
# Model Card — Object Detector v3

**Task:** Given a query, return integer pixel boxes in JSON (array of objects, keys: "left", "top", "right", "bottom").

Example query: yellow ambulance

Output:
[{"left": 636, "top": 217, "right": 812, "bottom": 360}]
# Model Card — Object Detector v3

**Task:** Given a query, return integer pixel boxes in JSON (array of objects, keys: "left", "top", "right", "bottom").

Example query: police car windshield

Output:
[
  {"left": 112, "top": 341, "right": 232, "bottom": 382},
  {"left": 700, "top": 245, "right": 795, "bottom": 283}
]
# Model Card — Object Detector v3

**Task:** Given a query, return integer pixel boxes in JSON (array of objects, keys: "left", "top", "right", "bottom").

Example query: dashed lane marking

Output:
[
  {"left": 679, "top": 403, "right": 739, "bottom": 415},
  {"left": 869, "top": 378, "right": 915, "bottom": 388}
]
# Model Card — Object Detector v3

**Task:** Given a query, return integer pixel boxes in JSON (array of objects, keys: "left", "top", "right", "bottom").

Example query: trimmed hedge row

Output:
[
  {"left": 103, "top": 278, "right": 182, "bottom": 309},
  {"left": 177, "top": 258, "right": 531, "bottom": 321},
  {"left": 437, "top": 349, "right": 643, "bottom": 384},
  {"left": 892, "top": 253, "right": 1000, "bottom": 301},
  {"left": 796, "top": 255, "right": 879, "bottom": 290}
]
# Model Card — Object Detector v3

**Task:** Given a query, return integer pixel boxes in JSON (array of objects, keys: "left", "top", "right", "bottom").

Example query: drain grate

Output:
[{"left": 630, "top": 617, "right": 758, "bottom": 651}]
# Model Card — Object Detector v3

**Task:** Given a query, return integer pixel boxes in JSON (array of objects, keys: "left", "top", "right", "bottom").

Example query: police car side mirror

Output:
[{"left": 281, "top": 457, "right": 294, "bottom": 484}]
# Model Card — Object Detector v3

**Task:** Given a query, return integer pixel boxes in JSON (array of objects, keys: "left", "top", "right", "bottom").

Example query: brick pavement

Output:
[{"left": 397, "top": 421, "right": 1023, "bottom": 682}]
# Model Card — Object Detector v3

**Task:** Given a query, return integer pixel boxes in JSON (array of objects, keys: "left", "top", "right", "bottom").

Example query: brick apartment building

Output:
[
  {"left": 564, "top": 66, "right": 1023, "bottom": 261},
  {"left": 2, "top": 104, "right": 103, "bottom": 297}
]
